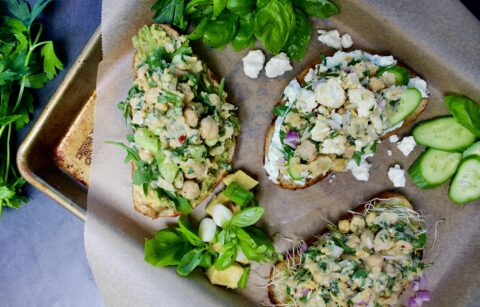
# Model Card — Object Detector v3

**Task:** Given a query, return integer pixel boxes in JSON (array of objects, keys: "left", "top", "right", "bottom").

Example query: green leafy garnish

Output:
[
  {"left": 445, "top": 95, "right": 480, "bottom": 136},
  {"left": 0, "top": 0, "right": 63, "bottom": 218},
  {"left": 151, "top": 0, "right": 339, "bottom": 60}
]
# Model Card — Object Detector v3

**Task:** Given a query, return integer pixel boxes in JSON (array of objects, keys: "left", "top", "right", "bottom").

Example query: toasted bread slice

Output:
[
  {"left": 264, "top": 57, "right": 429, "bottom": 190},
  {"left": 130, "top": 24, "right": 236, "bottom": 218},
  {"left": 268, "top": 191, "right": 421, "bottom": 305}
]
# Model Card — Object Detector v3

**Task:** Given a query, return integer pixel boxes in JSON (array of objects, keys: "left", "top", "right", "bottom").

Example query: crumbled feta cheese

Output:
[
  {"left": 242, "top": 50, "right": 265, "bottom": 79},
  {"left": 284, "top": 79, "right": 302, "bottom": 103},
  {"left": 296, "top": 89, "right": 317, "bottom": 113},
  {"left": 314, "top": 78, "right": 346, "bottom": 108},
  {"left": 397, "top": 136, "right": 416, "bottom": 156},
  {"left": 347, "top": 159, "right": 371, "bottom": 181},
  {"left": 341, "top": 34, "right": 353, "bottom": 49},
  {"left": 304, "top": 68, "right": 315, "bottom": 82},
  {"left": 265, "top": 52, "right": 292, "bottom": 78},
  {"left": 389, "top": 135, "right": 399, "bottom": 143},
  {"left": 132, "top": 111, "right": 145, "bottom": 125},
  {"left": 387, "top": 149, "right": 393, "bottom": 156},
  {"left": 311, "top": 119, "right": 331, "bottom": 142},
  {"left": 348, "top": 88, "right": 377, "bottom": 118},
  {"left": 321, "top": 135, "right": 347, "bottom": 155},
  {"left": 318, "top": 30, "right": 342, "bottom": 49},
  {"left": 408, "top": 77, "right": 429, "bottom": 98},
  {"left": 388, "top": 164, "right": 406, "bottom": 187}
]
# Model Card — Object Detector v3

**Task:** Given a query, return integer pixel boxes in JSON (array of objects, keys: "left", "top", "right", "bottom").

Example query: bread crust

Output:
[
  {"left": 267, "top": 192, "right": 418, "bottom": 305},
  {"left": 130, "top": 24, "right": 236, "bottom": 218},
  {"left": 264, "top": 57, "right": 429, "bottom": 189}
]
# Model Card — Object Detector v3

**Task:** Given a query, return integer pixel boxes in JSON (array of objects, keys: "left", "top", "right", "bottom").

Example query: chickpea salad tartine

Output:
[
  {"left": 264, "top": 50, "right": 429, "bottom": 188},
  {"left": 268, "top": 193, "right": 429, "bottom": 306},
  {"left": 115, "top": 24, "right": 239, "bottom": 218}
]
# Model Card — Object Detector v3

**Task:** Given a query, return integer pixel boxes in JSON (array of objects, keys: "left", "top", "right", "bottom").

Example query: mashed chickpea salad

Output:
[
  {"left": 264, "top": 50, "right": 428, "bottom": 185},
  {"left": 115, "top": 25, "right": 239, "bottom": 214},
  {"left": 269, "top": 198, "right": 428, "bottom": 307}
]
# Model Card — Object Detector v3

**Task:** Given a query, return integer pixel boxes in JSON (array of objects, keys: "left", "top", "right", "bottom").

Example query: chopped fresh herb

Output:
[{"left": 273, "top": 105, "right": 289, "bottom": 117}]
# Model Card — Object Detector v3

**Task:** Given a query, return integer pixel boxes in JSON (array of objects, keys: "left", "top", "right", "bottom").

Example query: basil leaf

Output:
[
  {"left": 176, "top": 248, "right": 204, "bottom": 276},
  {"left": 244, "top": 226, "right": 275, "bottom": 252},
  {"left": 231, "top": 14, "right": 255, "bottom": 51},
  {"left": 230, "top": 207, "right": 265, "bottom": 227},
  {"left": 199, "top": 252, "right": 215, "bottom": 268},
  {"left": 144, "top": 228, "right": 192, "bottom": 266},
  {"left": 215, "top": 242, "right": 237, "bottom": 270},
  {"left": 177, "top": 215, "right": 203, "bottom": 246},
  {"left": 203, "top": 11, "right": 238, "bottom": 48},
  {"left": 188, "top": 16, "right": 210, "bottom": 40},
  {"left": 152, "top": 0, "right": 188, "bottom": 30},
  {"left": 284, "top": 8, "right": 311, "bottom": 61},
  {"left": 237, "top": 265, "right": 251, "bottom": 288},
  {"left": 254, "top": 0, "right": 295, "bottom": 54},
  {"left": 293, "top": 0, "right": 339, "bottom": 18},
  {"left": 213, "top": 0, "right": 227, "bottom": 17},
  {"left": 227, "top": 0, "right": 255, "bottom": 15},
  {"left": 445, "top": 95, "right": 480, "bottom": 136}
]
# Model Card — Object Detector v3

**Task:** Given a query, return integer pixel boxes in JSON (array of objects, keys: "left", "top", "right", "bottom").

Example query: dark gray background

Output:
[{"left": 0, "top": 1, "right": 477, "bottom": 307}]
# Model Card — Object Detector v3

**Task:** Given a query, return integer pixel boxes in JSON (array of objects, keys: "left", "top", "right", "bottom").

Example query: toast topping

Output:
[
  {"left": 120, "top": 25, "right": 239, "bottom": 213},
  {"left": 269, "top": 198, "right": 427, "bottom": 306},
  {"left": 265, "top": 50, "right": 429, "bottom": 184}
]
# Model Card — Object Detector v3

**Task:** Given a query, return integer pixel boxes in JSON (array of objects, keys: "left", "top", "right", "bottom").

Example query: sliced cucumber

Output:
[
  {"left": 408, "top": 149, "right": 462, "bottom": 189},
  {"left": 288, "top": 157, "right": 304, "bottom": 181},
  {"left": 449, "top": 156, "right": 480, "bottom": 204},
  {"left": 160, "top": 162, "right": 178, "bottom": 183},
  {"left": 463, "top": 141, "right": 480, "bottom": 158},
  {"left": 388, "top": 88, "right": 422, "bottom": 126},
  {"left": 376, "top": 65, "right": 410, "bottom": 85},
  {"left": 412, "top": 116, "right": 476, "bottom": 152}
]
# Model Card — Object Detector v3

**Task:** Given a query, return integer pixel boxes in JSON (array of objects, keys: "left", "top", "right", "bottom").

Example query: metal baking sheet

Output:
[
  {"left": 85, "top": 0, "right": 480, "bottom": 306},
  {"left": 17, "top": 28, "right": 100, "bottom": 221}
]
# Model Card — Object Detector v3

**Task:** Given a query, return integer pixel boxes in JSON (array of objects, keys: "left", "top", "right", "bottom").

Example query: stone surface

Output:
[{"left": 0, "top": 1, "right": 102, "bottom": 306}]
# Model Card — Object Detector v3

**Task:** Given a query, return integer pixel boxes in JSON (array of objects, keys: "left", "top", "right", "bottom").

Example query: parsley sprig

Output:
[{"left": 0, "top": 0, "right": 63, "bottom": 218}]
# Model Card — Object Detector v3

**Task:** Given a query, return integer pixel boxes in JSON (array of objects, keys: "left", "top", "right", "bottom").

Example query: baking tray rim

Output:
[{"left": 16, "top": 27, "right": 101, "bottom": 221}]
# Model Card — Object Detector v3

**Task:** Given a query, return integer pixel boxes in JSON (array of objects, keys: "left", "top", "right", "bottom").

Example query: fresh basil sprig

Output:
[
  {"left": 151, "top": 0, "right": 339, "bottom": 60},
  {"left": 0, "top": 0, "right": 63, "bottom": 218}
]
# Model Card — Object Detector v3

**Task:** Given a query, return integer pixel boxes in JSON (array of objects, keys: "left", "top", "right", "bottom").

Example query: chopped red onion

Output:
[
  {"left": 300, "top": 242, "right": 308, "bottom": 252},
  {"left": 302, "top": 288, "right": 311, "bottom": 295},
  {"left": 284, "top": 131, "right": 299, "bottom": 148},
  {"left": 408, "top": 297, "right": 419, "bottom": 307},
  {"left": 416, "top": 290, "right": 431, "bottom": 302}
]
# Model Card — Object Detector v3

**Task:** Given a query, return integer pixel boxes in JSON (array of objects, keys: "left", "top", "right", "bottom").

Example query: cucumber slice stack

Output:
[{"left": 408, "top": 96, "right": 480, "bottom": 204}]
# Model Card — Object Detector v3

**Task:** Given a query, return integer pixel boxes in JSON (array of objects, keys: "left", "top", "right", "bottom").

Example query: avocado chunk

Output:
[
  {"left": 223, "top": 170, "right": 259, "bottom": 190},
  {"left": 206, "top": 263, "right": 244, "bottom": 289}
]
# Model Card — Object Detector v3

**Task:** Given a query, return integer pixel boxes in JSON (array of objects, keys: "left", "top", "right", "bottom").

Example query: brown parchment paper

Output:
[{"left": 86, "top": 0, "right": 480, "bottom": 306}]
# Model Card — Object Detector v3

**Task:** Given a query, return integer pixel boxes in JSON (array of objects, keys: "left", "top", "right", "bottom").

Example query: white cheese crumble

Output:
[
  {"left": 242, "top": 50, "right": 265, "bottom": 79},
  {"left": 341, "top": 34, "right": 353, "bottom": 49},
  {"left": 318, "top": 30, "right": 342, "bottom": 49},
  {"left": 397, "top": 136, "right": 416, "bottom": 156},
  {"left": 389, "top": 134, "right": 399, "bottom": 143},
  {"left": 265, "top": 52, "right": 292, "bottom": 78},
  {"left": 314, "top": 78, "right": 345, "bottom": 108},
  {"left": 347, "top": 159, "right": 371, "bottom": 181},
  {"left": 388, "top": 164, "right": 406, "bottom": 187},
  {"left": 348, "top": 88, "right": 377, "bottom": 118},
  {"left": 408, "top": 77, "right": 429, "bottom": 98},
  {"left": 318, "top": 30, "right": 354, "bottom": 50}
]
